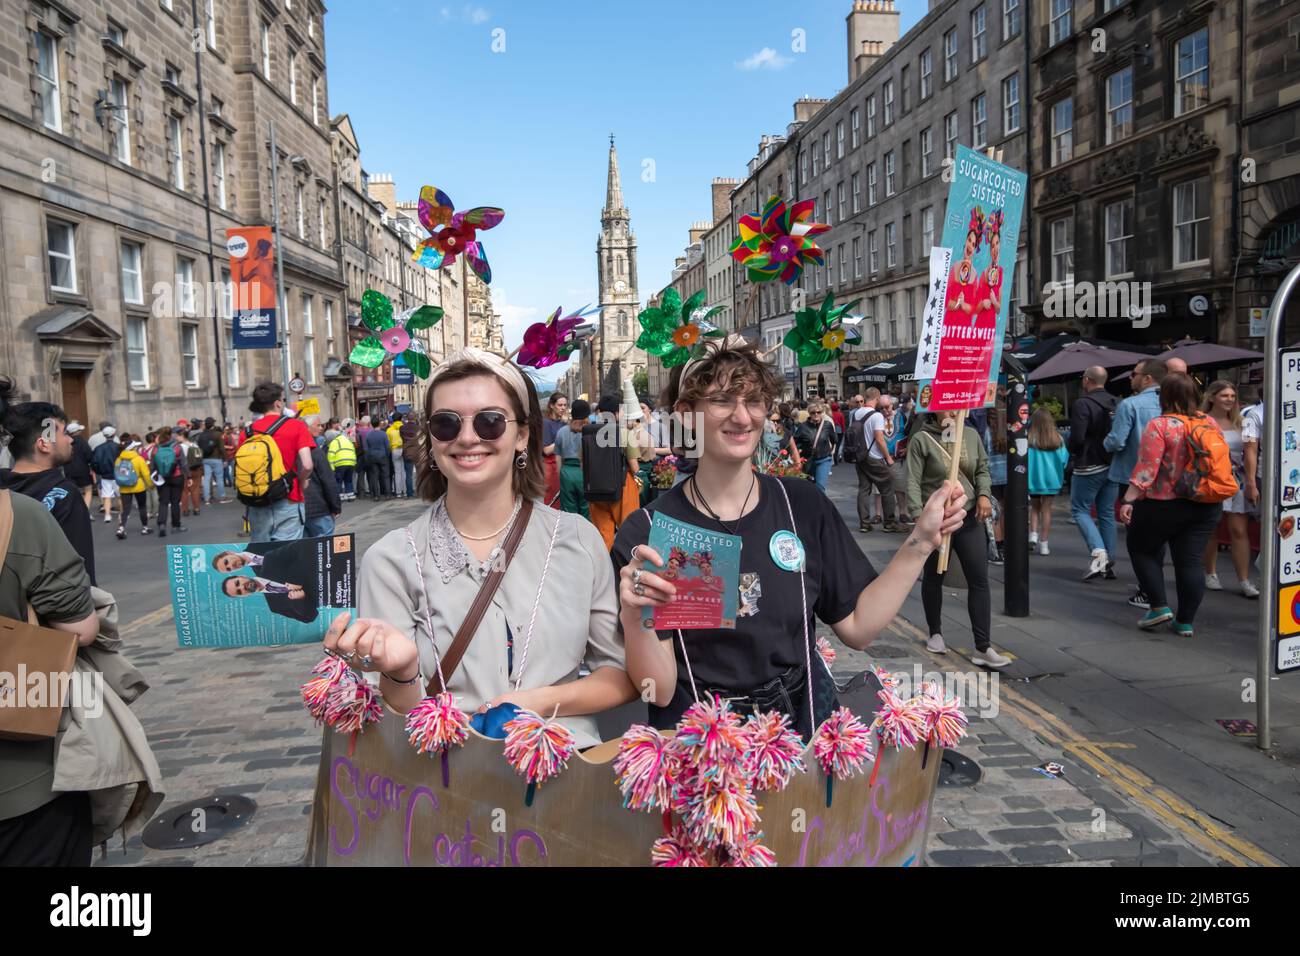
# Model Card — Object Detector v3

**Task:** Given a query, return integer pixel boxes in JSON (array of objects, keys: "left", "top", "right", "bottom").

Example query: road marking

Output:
[
  {"left": 123, "top": 604, "right": 173, "bottom": 634},
  {"left": 882, "top": 614, "right": 1279, "bottom": 867}
]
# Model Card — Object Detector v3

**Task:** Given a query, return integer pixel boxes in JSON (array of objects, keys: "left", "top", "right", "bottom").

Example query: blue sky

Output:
[{"left": 324, "top": 1, "right": 926, "bottom": 380}]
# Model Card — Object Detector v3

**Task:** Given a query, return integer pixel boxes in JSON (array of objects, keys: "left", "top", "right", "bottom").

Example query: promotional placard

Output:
[
  {"left": 1275, "top": 348, "right": 1300, "bottom": 672},
  {"left": 914, "top": 146, "right": 1027, "bottom": 411},
  {"left": 643, "top": 513, "right": 741, "bottom": 630},
  {"left": 228, "top": 226, "right": 278, "bottom": 350}
]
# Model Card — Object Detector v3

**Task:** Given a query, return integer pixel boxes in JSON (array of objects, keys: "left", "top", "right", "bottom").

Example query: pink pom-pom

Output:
[
  {"left": 682, "top": 780, "right": 761, "bottom": 849},
  {"left": 815, "top": 636, "right": 836, "bottom": 667},
  {"left": 873, "top": 688, "right": 928, "bottom": 750},
  {"left": 405, "top": 692, "right": 470, "bottom": 756},
  {"left": 651, "top": 828, "right": 713, "bottom": 867},
  {"left": 813, "top": 706, "right": 875, "bottom": 779},
  {"left": 914, "top": 686, "right": 968, "bottom": 749},
  {"left": 676, "top": 694, "right": 750, "bottom": 788},
  {"left": 301, "top": 654, "right": 349, "bottom": 722},
  {"left": 502, "top": 710, "right": 576, "bottom": 787},
  {"left": 723, "top": 833, "right": 778, "bottom": 867},
  {"left": 323, "top": 677, "right": 384, "bottom": 736},
  {"left": 873, "top": 665, "right": 901, "bottom": 690},
  {"left": 744, "top": 710, "right": 806, "bottom": 792},
  {"left": 614, "top": 725, "right": 678, "bottom": 812}
]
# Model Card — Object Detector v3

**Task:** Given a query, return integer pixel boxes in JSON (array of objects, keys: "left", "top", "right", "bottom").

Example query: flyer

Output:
[
  {"left": 642, "top": 514, "right": 741, "bottom": 631},
  {"left": 168, "top": 534, "right": 356, "bottom": 648},
  {"left": 915, "top": 145, "right": 1028, "bottom": 411}
]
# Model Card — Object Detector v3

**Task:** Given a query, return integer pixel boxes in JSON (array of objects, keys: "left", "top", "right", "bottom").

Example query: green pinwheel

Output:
[
  {"left": 783, "top": 293, "right": 863, "bottom": 367},
  {"left": 634, "top": 289, "right": 725, "bottom": 368},
  {"left": 349, "top": 289, "right": 443, "bottom": 380}
]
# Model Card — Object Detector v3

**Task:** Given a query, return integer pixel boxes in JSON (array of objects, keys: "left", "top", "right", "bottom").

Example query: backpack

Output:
[
  {"left": 581, "top": 422, "right": 626, "bottom": 502},
  {"left": 93, "top": 441, "right": 120, "bottom": 478},
  {"left": 1166, "top": 414, "right": 1237, "bottom": 504},
  {"left": 234, "top": 417, "right": 295, "bottom": 507},
  {"left": 151, "top": 442, "right": 182, "bottom": 482},
  {"left": 114, "top": 457, "right": 138, "bottom": 488},
  {"left": 184, "top": 443, "right": 204, "bottom": 469},
  {"left": 843, "top": 412, "right": 868, "bottom": 464},
  {"left": 195, "top": 430, "right": 217, "bottom": 458}
]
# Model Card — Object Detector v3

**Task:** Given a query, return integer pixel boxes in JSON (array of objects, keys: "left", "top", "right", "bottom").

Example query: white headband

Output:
[{"left": 429, "top": 346, "right": 531, "bottom": 412}]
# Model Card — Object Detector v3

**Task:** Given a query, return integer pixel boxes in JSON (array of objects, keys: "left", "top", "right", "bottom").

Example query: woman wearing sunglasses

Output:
[
  {"left": 324, "top": 348, "right": 635, "bottom": 748},
  {"left": 612, "top": 338, "right": 967, "bottom": 740}
]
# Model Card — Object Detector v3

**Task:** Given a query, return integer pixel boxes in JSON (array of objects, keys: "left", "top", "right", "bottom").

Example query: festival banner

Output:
[
  {"left": 914, "top": 146, "right": 1027, "bottom": 411},
  {"left": 167, "top": 535, "right": 355, "bottom": 648},
  {"left": 643, "top": 514, "right": 740, "bottom": 630},
  {"left": 227, "top": 225, "right": 278, "bottom": 350}
]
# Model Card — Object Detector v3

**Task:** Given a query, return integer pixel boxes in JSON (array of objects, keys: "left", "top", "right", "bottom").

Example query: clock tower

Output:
[{"left": 594, "top": 135, "right": 643, "bottom": 397}]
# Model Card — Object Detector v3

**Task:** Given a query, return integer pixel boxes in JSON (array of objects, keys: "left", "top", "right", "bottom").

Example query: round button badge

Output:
[{"left": 769, "top": 531, "right": 806, "bottom": 572}]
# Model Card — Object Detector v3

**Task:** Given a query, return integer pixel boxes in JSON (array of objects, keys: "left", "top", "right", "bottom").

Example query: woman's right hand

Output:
[
  {"left": 619, "top": 545, "right": 677, "bottom": 611},
  {"left": 324, "top": 612, "right": 419, "bottom": 681}
]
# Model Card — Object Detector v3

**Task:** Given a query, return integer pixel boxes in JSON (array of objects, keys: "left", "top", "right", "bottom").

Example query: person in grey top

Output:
[{"left": 323, "top": 349, "right": 634, "bottom": 748}]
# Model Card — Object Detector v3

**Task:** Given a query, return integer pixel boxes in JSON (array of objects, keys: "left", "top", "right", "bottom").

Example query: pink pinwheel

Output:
[
  {"left": 515, "top": 304, "right": 599, "bottom": 369},
  {"left": 411, "top": 186, "right": 505, "bottom": 283}
]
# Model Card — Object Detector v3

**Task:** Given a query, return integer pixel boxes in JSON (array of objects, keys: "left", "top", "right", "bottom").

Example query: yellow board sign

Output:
[
  {"left": 296, "top": 398, "right": 321, "bottom": 417},
  {"left": 1279, "top": 585, "right": 1300, "bottom": 636}
]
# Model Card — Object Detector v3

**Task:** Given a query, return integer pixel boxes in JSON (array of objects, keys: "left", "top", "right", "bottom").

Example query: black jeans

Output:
[
  {"left": 0, "top": 791, "right": 92, "bottom": 866},
  {"left": 120, "top": 491, "right": 148, "bottom": 527},
  {"left": 922, "top": 511, "right": 991, "bottom": 651},
  {"left": 856, "top": 456, "right": 896, "bottom": 524},
  {"left": 157, "top": 480, "right": 183, "bottom": 528},
  {"left": 1127, "top": 498, "right": 1222, "bottom": 624},
  {"left": 364, "top": 459, "right": 389, "bottom": 498}
]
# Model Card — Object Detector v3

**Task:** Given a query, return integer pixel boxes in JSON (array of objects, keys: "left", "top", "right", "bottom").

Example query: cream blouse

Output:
[{"left": 357, "top": 497, "right": 624, "bottom": 748}]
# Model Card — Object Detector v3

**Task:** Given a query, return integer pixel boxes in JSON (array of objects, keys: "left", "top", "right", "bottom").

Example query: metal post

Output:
[
  {"left": 1004, "top": 369, "right": 1030, "bottom": 616},
  {"left": 190, "top": 0, "right": 226, "bottom": 423},
  {"left": 269, "top": 120, "right": 291, "bottom": 388},
  {"left": 1258, "top": 260, "right": 1300, "bottom": 752}
]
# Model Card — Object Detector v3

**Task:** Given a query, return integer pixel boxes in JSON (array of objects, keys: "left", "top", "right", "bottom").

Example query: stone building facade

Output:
[{"left": 0, "top": 0, "right": 352, "bottom": 430}]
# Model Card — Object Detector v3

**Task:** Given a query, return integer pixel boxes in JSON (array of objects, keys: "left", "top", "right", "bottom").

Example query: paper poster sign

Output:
[
  {"left": 643, "top": 513, "right": 741, "bottom": 630},
  {"left": 168, "top": 535, "right": 355, "bottom": 648},
  {"left": 915, "top": 146, "right": 1027, "bottom": 412},
  {"left": 1277, "top": 348, "right": 1300, "bottom": 671},
  {"left": 228, "top": 226, "right": 278, "bottom": 350},
  {"left": 392, "top": 355, "right": 414, "bottom": 385},
  {"left": 296, "top": 397, "right": 321, "bottom": 417},
  {"left": 1250, "top": 308, "right": 1267, "bottom": 338}
]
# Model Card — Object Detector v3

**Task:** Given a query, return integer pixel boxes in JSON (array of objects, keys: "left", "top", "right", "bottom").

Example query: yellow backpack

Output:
[{"left": 234, "top": 417, "right": 294, "bottom": 506}]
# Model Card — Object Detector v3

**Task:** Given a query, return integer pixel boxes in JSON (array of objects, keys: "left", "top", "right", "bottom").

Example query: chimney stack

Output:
[
  {"left": 711, "top": 177, "right": 740, "bottom": 223},
  {"left": 846, "top": 0, "right": 900, "bottom": 82},
  {"left": 368, "top": 172, "right": 397, "bottom": 215}
]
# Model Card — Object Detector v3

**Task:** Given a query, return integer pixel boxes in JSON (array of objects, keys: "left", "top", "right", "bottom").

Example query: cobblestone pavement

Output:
[{"left": 91, "top": 483, "right": 1233, "bottom": 867}]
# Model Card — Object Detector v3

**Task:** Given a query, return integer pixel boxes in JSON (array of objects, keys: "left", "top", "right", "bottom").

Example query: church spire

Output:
[{"left": 604, "top": 134, "right": 626, "bottom": 218}]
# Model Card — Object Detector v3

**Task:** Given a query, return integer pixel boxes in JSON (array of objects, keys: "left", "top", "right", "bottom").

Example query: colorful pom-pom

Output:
[
  {"left": 405, "top": 692, "right": 470, "bottom": 756},
  {"left": 682, "top": 780, "right": 761, "bottom": 849},
  {"left": 873, "top": 665, "right": 901, "bottom": 690},
  {"left": 813, "top": 707, "right": 875, "bottom": 779},
  {"left": 873, "top": 688, "right": 928, "bottom": 751},
  {"left": 301, "top": 654, "right": 350, "bottom": 722},
  {"left": 815, "top": 636, "right": 837, "bottom": 668},
  {"left": 723, "top": 833, "right": 778, "bottom": 867},
  {"left": 323, "top": 677, "right": 384, "bottom": 736},
  {"left": 651, "top": 828, "right": 712, "bottom": 867},
  {"left": 744, "top": 710, "right": 806, "bottom": 792},
  {"left": 914, "top": 685, "right": 967, "bottom": 749},
  {"left": 503, "top": 709, "right": 576, "bottom": 790},
  {"left": 676, "top": 694, "right": 750, "bottom": 788},
  {"left": 614, "top": 724, "right": 678, "bottom": 812}
]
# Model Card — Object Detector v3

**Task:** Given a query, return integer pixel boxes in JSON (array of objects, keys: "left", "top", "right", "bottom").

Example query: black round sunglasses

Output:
[{"left": 427, "top": 410, "right": 524, "bottom": 443}]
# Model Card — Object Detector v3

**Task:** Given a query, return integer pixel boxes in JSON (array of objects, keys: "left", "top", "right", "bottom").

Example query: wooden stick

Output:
[
  {"left": 936, "top": 408, "right": 967, "bottom": 573},
  {"left": 506, "top": 343, "right": 523, "bottom": 361}
]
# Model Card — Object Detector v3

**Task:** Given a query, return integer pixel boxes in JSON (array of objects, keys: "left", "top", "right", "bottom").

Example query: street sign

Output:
[
  {"left": 1275, "top": 347, "right": 1300, "bottom": 672},
  {"left": 1250, "top": 307, "right": 1267, "bottom": 339},
  {"left": 289, "top": 377, "right": 306, "bottom": 394},
  {"left": 392, "top": 354, "right": 414, "bottom": 385},
  {"left": 296, "top": 397, "right": 320, "bottom": 417}
]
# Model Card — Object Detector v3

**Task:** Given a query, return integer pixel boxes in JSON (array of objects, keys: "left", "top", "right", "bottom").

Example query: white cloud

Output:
[
  {"left": 738, "top": 47, "right": 792, "bottom": 71},
  {"left": 440, "top": 7, "right": 452, "bottom": 19},
  {"left": 466, "top": 5, "right": 490, "bottom": 24}
]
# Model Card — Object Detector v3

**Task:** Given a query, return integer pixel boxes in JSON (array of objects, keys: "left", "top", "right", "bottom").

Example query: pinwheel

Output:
[
  {"left": 348, "top": 289, "right": 443, "bottom": 379},
  {"left": 783, "top": 293, "right": 863, "bottom": 367},
  {"left": 411, "top": 186, "right": 504, "bottom": 283},
  {"left": 729, "top": 195, "right": 830, "bottom": 285},
  {"left": 513, "top": 304, "right": 599, "bottom": 369},
  {"left": 635, "top": 289, "right": 725, "bottom": 368}
]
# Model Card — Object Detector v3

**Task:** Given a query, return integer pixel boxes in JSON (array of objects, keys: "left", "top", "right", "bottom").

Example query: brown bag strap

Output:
[
  {"left": 0, "top": 491, "right": 12, "bottom": 578},
  {"left": 426, "top": 498, "right": 534, "bottom": 696}
]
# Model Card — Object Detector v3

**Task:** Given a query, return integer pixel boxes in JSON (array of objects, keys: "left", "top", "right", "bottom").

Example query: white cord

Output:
[{"left": 512, "top": 512, "right": 561, "bottom": 691}]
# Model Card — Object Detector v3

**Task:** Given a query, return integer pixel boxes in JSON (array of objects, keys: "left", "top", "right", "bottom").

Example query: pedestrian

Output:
[
  {"left": 851, "top": 388, "right": 902, "bottom": 533},
  {"left": 326, "top": 424, "right": 357, "bottom": 500},
  {"left": 354, "top": 415, "right": 372, "bottom": 499},
  {"left": 304, "top": 418, "right": 342, "bottom": 538},
  {"left": 1027, "top": 409, "right": 1068, "bottom": 556},
  {"left": 87, "top": 420, "right": 111, "bottom": 453},
  {"left": 795, "top": 401, "right": 836, "bottom": 491},
  {"left": 361, "top": 416, "right": 390, "bottom": 501},
  {"left": 399, "top": 413, "right": 420, "bottom": 499},
  {"left": 0, "top": 396, "right": 96, "bottom": 584},
  {"left": 113, "top": 435, "right": 152, "bottom": 537},
  {"left": 1068, "top": 365, "right": 1120, "bottom": 580},
  {"left": 1104, "top": 357, "right": 1167, "bottom": 609},
  {"left": 1242, "top": 391, "right": 1263, "bottom": 514},
  {"left": 197, "top": 416, "right": 230, "bottom": 506},
  {"left": 151, "top": 426, "right": 188, "bottom": 537},
  {"left": 222, "top": 423, "right": 237, "bottom": 490},
  {"left": 582, "top": 395, "right": 641, "bottom": 551},
  {"left": 1119, "top": 373, "right": 1229, "bottom": 637},
  {"left": 140, "top": 430, "right": 160, "bottom": 519},
  {"left": 1201, "top": 380, "right": 1258, "bottom": 598},
  {"left": 906, "top": 410, "right": 1010, "bottom": 667},
  {"left": 387, "top": 413, "right": 406, "bottom": 497},
  {"left": 985, "top": 421, "right": 1008, "bottom": 565},
  {"left": 91, "top": 426, "right": 121, "bottom": 524},
  {"left": 323, "top": 347, "right": 635, "bottom": 749},
  {"left": 613, "top": 337, "right": 970, "bottom": 739},
  {"left": 0, "top": 383, "right": 101, "bottom": 867},
  {"left": 830, "top": 400, "right": 846, "bottom": 463},
  {"left": 235, "top": 382, "right": 315, "bottom": 543},
  {"left": 60, "top": 421, "right": 95, "bottom": 512},
  {"left": 552, "top": 398, "right": 590, "bottom": 518},
  {"left": 542, "top": 393, "right": 568, "bottom": 508},
  {"left": 177, "top": 427, "right": 204, "bottom": 517},
  {"left": 887, "top": 396, "right": 911, "bottom": 525}
]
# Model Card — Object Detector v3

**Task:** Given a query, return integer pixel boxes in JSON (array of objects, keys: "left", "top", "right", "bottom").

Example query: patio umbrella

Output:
[
  {"left": 1027, "top": 341, "right": 1155, "bottom": 383},
  {"left": 848, "top": 346, "right": 920, "bottom": 383},
  {"left": 1155, "top": 340, "right": 1264, "bottom": 369},
  {"left": 1008, "top": 333, "right": 1159, "bottom": 370}
]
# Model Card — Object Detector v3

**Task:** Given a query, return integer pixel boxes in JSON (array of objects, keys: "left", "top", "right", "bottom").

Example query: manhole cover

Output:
[
  {"left": 142, "top": 794, "right": 257, "bottom": 850},
  {"left": 938, "top": 751, "right": 982, "bottom": 788},
  {"left": 868, "top": 644, "right": 909, "bottom": 659}
]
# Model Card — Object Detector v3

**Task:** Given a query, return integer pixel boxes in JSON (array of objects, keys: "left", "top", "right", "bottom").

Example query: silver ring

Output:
[
  {"left": 633, "top": 583, "right": 646, "bottom": 597},
  {"left": 631, "top": 568, "right": 643, "bottom": 586},
  {"left": 359, "top": 655, "right": 373, "bottom": 667},
  {"left": 631, "top": 544, "right": 646, "bottom": 562},
  {"left": 342, "top": 651, "right": 356, "bottom": 662}
]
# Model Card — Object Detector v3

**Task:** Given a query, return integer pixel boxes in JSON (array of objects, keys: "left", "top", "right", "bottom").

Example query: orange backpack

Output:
[{"left": 1165, "top": 414, "right": 1237, "bottom": 504}]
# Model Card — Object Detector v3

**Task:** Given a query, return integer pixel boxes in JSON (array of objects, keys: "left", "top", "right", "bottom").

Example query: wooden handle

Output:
[{"left": 936, "top": 409, "right": 967, "bottom": 574}]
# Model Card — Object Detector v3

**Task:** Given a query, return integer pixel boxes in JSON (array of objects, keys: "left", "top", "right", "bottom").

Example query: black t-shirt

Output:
[
  {"left": 612, "top": 474, "right": 876, "bottom": 730},
  {"left": 0, "top": 467, "right": 96, "bottom": 586}
]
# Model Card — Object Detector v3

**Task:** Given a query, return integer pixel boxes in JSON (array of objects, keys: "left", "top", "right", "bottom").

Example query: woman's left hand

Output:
[
  {"left": 975, "top": 495, "right": 993, "bottom": 522},
  {"left": 480, "top": 687, "right": 549, "bottom": 715},
  {"left": 909, "top": 481, "right": 968, "bottom": 552},
  {"left": 1119, "top": 502, "right": 1134, "bottom": 526}
]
